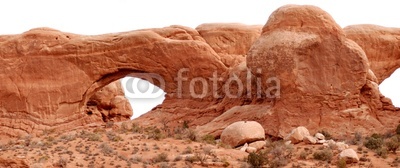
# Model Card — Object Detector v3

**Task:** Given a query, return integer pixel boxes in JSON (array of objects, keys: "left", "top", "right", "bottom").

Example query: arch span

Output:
[{"left": 0, "top": 26, "right": 228, "bottom": 136}]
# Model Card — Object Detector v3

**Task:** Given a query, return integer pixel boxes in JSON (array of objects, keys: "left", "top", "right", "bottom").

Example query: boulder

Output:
[
  {"left": 336, "top": 142, "right": 349, "bottom": 151},
  {"left": 249, "top": 141, "right": 266, "bottom": 151},
  {"left": 315, "top": 133, "right": 325, "bottom": 140},
  {"left": 316, "top": 140, "right": 326, "bottom": 144},
  {"left": 221, "top": 121, "right": 265, "bottom": 148},
  {"left": 246, "top": 147, "right": 257, "bottom": 153},
  {"left": 323, "top": 139, "right": 337, "bottom": 149},
  {"left": 285, "top": 126, "right": 310, "bottom": 144},
  {"left": 239, "top": 143, "right": 249, "bottom": 152},
  {"left": 339, "top": 149, "right": 359, "bottom": 163}
]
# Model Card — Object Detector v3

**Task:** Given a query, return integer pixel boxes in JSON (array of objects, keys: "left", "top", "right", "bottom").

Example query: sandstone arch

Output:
[
  {"left": 0, "top": 6, "right": 399, "bottom": 139},
  {"left": 0, "top": 26, "right": 231, "bottom": 136}
]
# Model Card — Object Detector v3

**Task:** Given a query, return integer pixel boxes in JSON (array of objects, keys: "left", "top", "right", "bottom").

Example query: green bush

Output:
[
  {"left": 375, "top": 148, "right": 388, "bottom": 158},
  {"left": 336, "top": 158, "right": 347, "bottom": 168},
  {"left": 320, "top": 130, "right": 332, "bottom": 140},
  {"left": 364, "top": 135, "right": 383, "bottom": 150},
  {"left": 106, "top": 132, "right": 123, "bottom": 142},
  {"left": 396, "top": 124, "right": 400, "bottom": 135},
  {"left": 247, "top": 152, "right": 267, "bottom": 168},
  {"left": 385, "top": 136, "right": 400, "bottom": 153},
  {"left": 299, "top": 151, "right": 308, "bottom": 160},
  {"left": 99, "top": 143, "right": 114, "bottom": 155},
  {"left": 153, "top": 152, "right": 169, "bottom": 163},
  {"left": 313, "top": 149, "right": 333, "bottom": 162},
  {"left": 201, "top": 134, "right": 216, "bottom": 145}
]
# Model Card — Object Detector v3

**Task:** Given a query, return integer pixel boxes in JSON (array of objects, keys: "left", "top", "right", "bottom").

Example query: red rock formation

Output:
[
  {"left": 0, "top": 5, "right": 398, "bottom": 139},
  {"left": 197, "top": 5, "right": 400, "bottom": 138},
  {"left": 344, "top": 25, "right": 400, "bottom": 84},
  {"left": 0, "top": 26, "right": 228, "bottom": 137},
  {"left": 0, "top": 157, "right": 29, "bottom": 168},
  {"left": 85, "top": 80, "right": 132, "bottom": 122},
  {"left": 196, "top": 23, "right": 262, "bottom": 67}
]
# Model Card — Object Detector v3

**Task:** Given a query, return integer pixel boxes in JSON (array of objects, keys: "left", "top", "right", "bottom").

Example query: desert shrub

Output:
[
  {"left": 53, "top": 157, "right": 68, "bottom": 168},
  {"left": 336, "top": 158, "right": 347, "bottom": 168},
  {"left": 173, "top": 155, "right": 182, "bottom": 161},
  {"left": 184, "top": 155, "right": 198, "bottom": 163},
  {"left": 146, "top": 127, "right": 164, "bottom": 140},
  {"left": 313, "top": 148, "right": 333, "bottom": 162},
  {"left": 99, "top": 143, "right": 114, "bottom": 155},
  {"left": 106, "top": 131, "right": 123, "bottom": 142},
  {"left": 201, "top": 134, "right": 216, "bottom": 145},
  {"left": 364, "top": 134, "right": 383, "bottom": 150},
  {"left": 187, "top": 129, "right": 197, "bottom": 141},
  {"left": 159, "top": 162, "right": 169, "bottom": 168},
  {"left": 320, "top": 130, "right": 332, "bottom": 140},
  {"left": 194, "top": 152, "right": 209, "bottom": 166},
  {"left": 247, "top": 152, "right": 267, "bottom": 168},
  {"left": 105, "top": 121, "right": 114, "bottom": 128},
  {"left": 396, "top": 124, "right": 400, "bottom": 135},
  {"left": 299, "top": 150, "right": 308, "bottom": 160},
  {"left": 87, "top": 133, "right": 102, "bottom": 142},
  {"left": 59, "top": 134, "right": 76, "bottom": 142},
  {"left": 119, "top": 122, "right": 129, "bottom": 133},
  {"left": 268, "top": 141, "right": 293, "bottom": 167},
  {"left": 131, "top": 123, "right": 144, "bottom": 133},
  {"left": 375, "top": 147, "right": 388, "bottom": 158},
  {"left": 349, "top": 132, "right": 363, "bottom": 145},
  {"left": 182, "top": 146, "right": 193, "bottom": 154},
  {"left": 183, "top": 120, "right": 190, "bottom": 129},
  {"left": 221, "top": 158, "right": 230, "bottom": 167},
  {"left": 153, "top": 152, "right": 169, "bottom": 163},
  {"left": 385, "top": 135, "right": 400, "bottom": 153}
]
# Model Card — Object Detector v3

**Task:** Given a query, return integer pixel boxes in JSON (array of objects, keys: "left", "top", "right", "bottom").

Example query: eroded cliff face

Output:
[
  {"left": 0, "top": 26, "right": 228, "bottom": 137},
  {"left": 0, "top": 5, "right": 398, "bottom": 138},
  {"left": 344, "top": 24, "right": 400, "bottom": 84},
  {"left": 85, "top": 80, "right": 132, "bottom": 122}
]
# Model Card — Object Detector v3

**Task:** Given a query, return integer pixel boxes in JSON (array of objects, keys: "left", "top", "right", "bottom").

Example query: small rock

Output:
[
  {"left": 246, "top": 147, "right": 257, "bottom": 153},
  {"left": 339, "top": 149, "right": 359, "bottom": 163},
  {"left": 323, "top": 139, "right": 336, "bottom": 149},
  {"left": 303, "top": 136, "right": 317, "bottom": 144},
  {"left": 221, "top": 121, "right": 265, "bottom": 148},
  {"left": 285, "top": 126, "right": 310, "bottom": 144},
  {"left": 315, "top": 133, "right": 325, "bottom": 140},
  {"left": 285, "top": 141, "right": 292, "bottom": 145},
  {"left": 336, "top": 142, "right": 349, "bottom": 151},
  {"left": 316, "top": 139, "right": 326, "bottom": 144},
  {"left": 240, "top": 143, "right": 249, "bottom": 152},
  {"left": 249, "top": 141, "right": 266, "bottom": 151}
]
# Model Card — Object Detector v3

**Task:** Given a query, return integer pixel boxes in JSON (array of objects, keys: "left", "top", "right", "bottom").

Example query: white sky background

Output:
[{"left": 0, "top": 0, "right": 399, "bottom": 118}]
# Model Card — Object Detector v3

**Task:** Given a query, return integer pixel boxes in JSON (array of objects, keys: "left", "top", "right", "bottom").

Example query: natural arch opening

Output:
[
  {"left": 379, "top": 68, "right": 400, "bottom": 107},
  {"left": 82, "top": 69, "right": 166, "bottom": 122},
  {"left": 120, "top": 77, "right": 166, "bottom": 119}
]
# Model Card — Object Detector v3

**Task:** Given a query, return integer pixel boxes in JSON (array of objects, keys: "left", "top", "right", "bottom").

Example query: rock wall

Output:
[
  {"left": 0, "top": 5, "right": 398, "bottom": 138},
  {"left": 85, "top": 80, "right": 132, "bottom": 122},
  {"left": 344, "top": 24, "right": 400, "bottom": 83}
]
